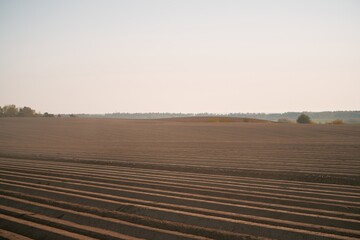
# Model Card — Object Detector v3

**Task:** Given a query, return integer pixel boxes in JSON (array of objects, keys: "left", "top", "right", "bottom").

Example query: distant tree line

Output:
[
  {"left": 227, "top": 111, "right": 359, "bottom": 123},
  {"left": 1, "top": 105, "right": 358, "bottom": 123},
  {"left": 77, "top": 111, "right": 360, "bottom": 123},
  {"left": 0, "top": 104, "right": 55, "bottom": 117}
]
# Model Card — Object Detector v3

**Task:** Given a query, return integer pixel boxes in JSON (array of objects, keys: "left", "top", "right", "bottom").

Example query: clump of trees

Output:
[
  {"left": 296, "top": 114, "right": 311, "bottom": 124},
  {"left": 0, "top": 105, "right": 19, "bottom": 117},
  {"left": 0, "top": 104, "right": 55, "bottom": 117}
]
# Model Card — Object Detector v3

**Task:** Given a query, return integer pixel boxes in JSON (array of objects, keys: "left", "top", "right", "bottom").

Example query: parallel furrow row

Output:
[{"left": 1, "top": 158, "right": 359, "bottom": 240}]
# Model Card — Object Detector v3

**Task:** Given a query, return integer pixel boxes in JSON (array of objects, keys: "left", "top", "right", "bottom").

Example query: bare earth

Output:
[{"left": 0, "top": 117, "right": 359, "bottom": 240}]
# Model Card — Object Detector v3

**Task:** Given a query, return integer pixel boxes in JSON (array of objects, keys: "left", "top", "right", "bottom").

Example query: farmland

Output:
[{"left": 0, "top": 117, "right": 359, "bottom": 240}]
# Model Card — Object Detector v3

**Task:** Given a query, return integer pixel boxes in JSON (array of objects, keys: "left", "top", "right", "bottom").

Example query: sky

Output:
[{"left": 0, "top": 0, "right": 359, "bottom": 114}]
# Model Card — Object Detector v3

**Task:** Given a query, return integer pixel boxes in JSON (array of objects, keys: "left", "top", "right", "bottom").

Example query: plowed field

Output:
[{"left": 0, "top": 118, "right": 359, "bottom": 240}]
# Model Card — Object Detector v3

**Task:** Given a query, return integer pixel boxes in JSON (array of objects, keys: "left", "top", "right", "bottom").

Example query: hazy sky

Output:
[{"left": 0, "top": 0, "right": 359, "bottom": 114}]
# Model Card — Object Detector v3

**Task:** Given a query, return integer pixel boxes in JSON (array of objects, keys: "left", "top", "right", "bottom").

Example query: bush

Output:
[
  {"left": 277, "top": 118, "right": 292, "bottom": 123},
  {"left": 43, "top": 112, "right": 55, "bottom": 117},
  {"left": 330, "top": 119, "right": 344, "bottom": 124},
  {"left": 296, "top": 114, "right": 311, "bottom": 124}
]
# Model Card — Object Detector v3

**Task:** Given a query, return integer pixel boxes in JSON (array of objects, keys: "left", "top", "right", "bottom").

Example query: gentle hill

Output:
[
  {"left": 159, "top": 116, "right": 271, "bottom": 123},
  {"left": 75, "top": 111, "right": 360, "bottom": 123}
]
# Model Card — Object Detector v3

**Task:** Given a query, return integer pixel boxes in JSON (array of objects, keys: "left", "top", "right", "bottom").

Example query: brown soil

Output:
[{"left": 0, "top": 117, "right": 359, "bottom": 239}]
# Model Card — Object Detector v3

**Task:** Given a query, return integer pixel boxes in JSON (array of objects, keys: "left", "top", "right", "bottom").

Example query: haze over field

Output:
[
  {"left": 1, "top": 0, "right": 359, "bottom": 114},
  {"left": 1, "top": 2, "right": 360, "bottom": 238}
]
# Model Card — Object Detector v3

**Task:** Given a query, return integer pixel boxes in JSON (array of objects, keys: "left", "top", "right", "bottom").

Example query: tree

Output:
[
  {"left": 18, "top": 106, "right": 36, "bottom": 117},
  {"left": 0, "top": 106, "right": 3, "bottom": 117},
  {"left": 296, "top": 114, "right": 311, "bottom": 124},
  {"left": 43, "top": 112, "right": 55, "bottom": 117},
  {"left": 2, "top": 105, "right": 18, "bottom": 117}
]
